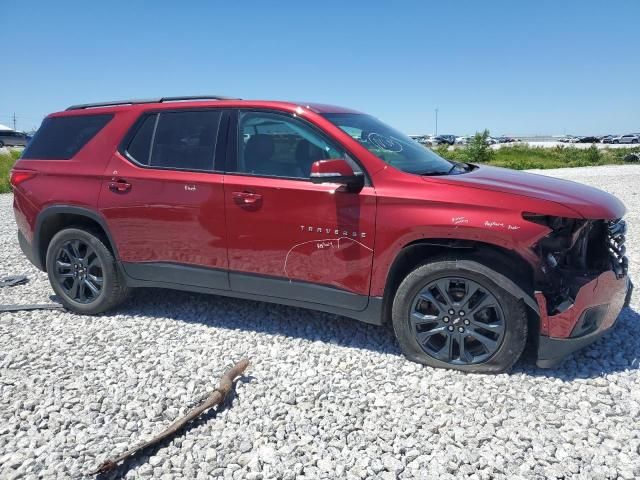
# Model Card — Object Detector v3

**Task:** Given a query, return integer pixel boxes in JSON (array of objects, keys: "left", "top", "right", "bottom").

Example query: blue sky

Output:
[{"left": 1, "top": 0, "right": 638, "bottom": 135}]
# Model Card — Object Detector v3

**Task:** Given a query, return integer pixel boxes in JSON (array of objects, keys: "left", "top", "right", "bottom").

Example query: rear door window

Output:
[
  {"left": 21, "top": 114, "right": 113, "bottom": 159},
  {"left": 125, "top": 110, "right": 222, "bottom": 171}
]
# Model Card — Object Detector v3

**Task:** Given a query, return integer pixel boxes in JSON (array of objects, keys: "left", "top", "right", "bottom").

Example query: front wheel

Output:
[
  {"left": 391, "top": 258, "right": 528, "bottom": 373},
  {"left": 46, "top": 228, "right": 129, "bottom": 314}
]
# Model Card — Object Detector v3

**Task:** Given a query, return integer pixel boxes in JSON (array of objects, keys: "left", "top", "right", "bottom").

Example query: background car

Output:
[
  {"left": 0, "top": 130, "right": 30, "bottom": 148},
  {"left": 614, "top": 134, "right": 640, "bottom": 144},
  {"left": 433, "top": 134, "right": 456, "bottom": 145},
  {"left": 600, "top": 135, "right": 617, "bottom": 144},
  {"left": 577, "top": 136, "right": 600, "bottom": 143}
]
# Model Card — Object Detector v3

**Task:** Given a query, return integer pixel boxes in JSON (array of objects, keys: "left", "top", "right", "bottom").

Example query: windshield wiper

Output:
[
  {"left": 447, "top": 161, "right": 469, "bottom": 174},
  {"left": 417, "top": 162, "right": 470, "bottom": 176},
  {"left": 417, "top": 170, "right": 451, "bottom": 176}
]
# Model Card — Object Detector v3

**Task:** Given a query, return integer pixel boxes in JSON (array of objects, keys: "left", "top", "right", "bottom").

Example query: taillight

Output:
[{"left": 9, "top": 170, "right": 37, "bottom": 187}]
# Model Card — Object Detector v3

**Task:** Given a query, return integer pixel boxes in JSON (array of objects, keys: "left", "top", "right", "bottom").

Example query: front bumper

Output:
[{"left": 536, "top": 271, "right": 632, "bottom": 368}]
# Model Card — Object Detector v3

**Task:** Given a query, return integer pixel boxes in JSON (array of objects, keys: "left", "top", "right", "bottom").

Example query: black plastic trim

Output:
[
  {"left": 123, "top": 262, "right": 229, "bottom": 290},
  {"left": 33, "top": 205, "right": 120, "bottom": 271},
  {"left": 229, "top": 272, "right": 368, "bottom": 311},
  {"left": 120, "top": 261, "right": 383, "bottom": 324},
  {"left": 537, "top": 328, "right": 613, "bottom": 368}
]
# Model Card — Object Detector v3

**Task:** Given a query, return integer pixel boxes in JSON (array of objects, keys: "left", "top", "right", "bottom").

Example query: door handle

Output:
[
  {"left": 232, "top": 191, "right": 262, "bottom": 205},
  {"left": 108, "top": 178, "right": 132, "bottom": 193}
]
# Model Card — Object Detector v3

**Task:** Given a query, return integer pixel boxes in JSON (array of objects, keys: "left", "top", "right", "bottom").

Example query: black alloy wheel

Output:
[
  {"left": 391, "top": 257, "right": 528, "bottom": 373},
  {"left": 46, "top": 228, "right": 129, "bottom": 314},
  {"left": 410, "top": 277, "right": 505, "bottom": 365},
  {"left": 54, "top": 239, "right": 104, "bottom": 303}
]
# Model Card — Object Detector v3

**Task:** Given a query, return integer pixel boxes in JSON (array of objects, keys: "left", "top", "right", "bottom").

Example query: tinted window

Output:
[
  {"left": 236, "top": 111, "right": 343, "bottom": 178},
  {"left": 148, "top": 110, "right": 221, "bottom": 171},
  {"left": 126, "top": 114, "right": 157, "bottom": 165},
  {"left": 22, "top": 114, "right": 113, "bottom": 160}
]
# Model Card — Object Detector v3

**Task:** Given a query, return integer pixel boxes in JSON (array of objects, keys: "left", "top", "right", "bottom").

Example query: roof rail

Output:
[{"left": 65, "top": 95, "right": 240, "bottom": 111}]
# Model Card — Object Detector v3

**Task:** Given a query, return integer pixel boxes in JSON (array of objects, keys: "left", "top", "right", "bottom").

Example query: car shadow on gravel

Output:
[
  {"left": 118, "top": 287, "right": 404, "bottom": 356},
  {"left": 116, "top": 289, "right": 639, "bottom": 379}
]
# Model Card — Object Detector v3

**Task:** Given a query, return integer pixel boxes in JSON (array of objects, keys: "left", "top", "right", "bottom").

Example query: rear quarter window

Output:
[{"left": 21, "top": 114, "right": 113, "bottom": 160}]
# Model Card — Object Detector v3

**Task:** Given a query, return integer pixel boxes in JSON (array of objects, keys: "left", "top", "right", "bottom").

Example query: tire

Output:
[
  {"left": 46, "top": 228, "right": 129, "bottom": 314},
  {"left": 632, "top": 139, "right": 638, "bottom": 144},
  {"left": 391, "top": 257, "right": 528, "bottom": 373},
  {"left": 0, "top": 141, "right": 4, "bottom": 148}
]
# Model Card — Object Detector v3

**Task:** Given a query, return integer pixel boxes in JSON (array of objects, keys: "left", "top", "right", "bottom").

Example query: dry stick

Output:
[{"left": 91, "top": 358, "right": 250, "bottom": 475}]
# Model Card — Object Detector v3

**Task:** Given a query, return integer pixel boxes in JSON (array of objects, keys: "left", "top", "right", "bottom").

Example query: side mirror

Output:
[{"left": 309, "top": 159, "right": 364, "bottom": 192}]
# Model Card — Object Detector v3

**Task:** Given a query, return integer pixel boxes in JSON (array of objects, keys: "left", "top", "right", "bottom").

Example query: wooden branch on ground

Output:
[{"left": 91, "top": 358, "right": 250, "bottom": 475}]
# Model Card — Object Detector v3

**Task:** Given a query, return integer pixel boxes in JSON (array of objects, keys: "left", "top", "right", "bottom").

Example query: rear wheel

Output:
[
  {"left": 392, "top": 257, "right": 528, "bottom": 373},
  {"left": 46, "top": 228, "right": 129, "bottom": 314}
]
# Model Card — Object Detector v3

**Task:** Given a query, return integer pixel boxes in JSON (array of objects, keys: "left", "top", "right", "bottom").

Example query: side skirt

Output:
[{"left": 121, "top": 262, "right": 384, "bottom": 325}]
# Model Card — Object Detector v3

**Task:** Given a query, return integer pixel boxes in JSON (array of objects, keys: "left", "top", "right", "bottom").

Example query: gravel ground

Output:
[{"left": 1, "top": 164, "right": 639, "bottom": 480}]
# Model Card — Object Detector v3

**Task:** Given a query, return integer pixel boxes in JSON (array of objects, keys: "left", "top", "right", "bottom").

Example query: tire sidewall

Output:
[
  {"left": 392, "top": 260, "right": 528, "bottom": 373},
  {"left": 46, "top": 228, "right": 118, "bottom": 314}
]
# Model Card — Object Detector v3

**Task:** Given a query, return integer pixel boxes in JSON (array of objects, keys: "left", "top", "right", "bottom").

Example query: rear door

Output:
[
  {"left": 223, "top": 109, "right": 376, "bottom": 310},
  {"left": 98, "top": 109, "right": 230, "bottom": 289}
]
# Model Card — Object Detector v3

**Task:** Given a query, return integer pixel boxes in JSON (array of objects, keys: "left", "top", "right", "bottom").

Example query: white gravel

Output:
[{"left": 1, "top": 165, "right": 639, "bottom": 480}]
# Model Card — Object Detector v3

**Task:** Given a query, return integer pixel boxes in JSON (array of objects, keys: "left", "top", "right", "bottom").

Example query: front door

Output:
[
  {"left": 224, "top": 110, "right": 376, "bottom": 310},
  {"left": 98, "top": 109, "right": 229, "bottom": 289}
]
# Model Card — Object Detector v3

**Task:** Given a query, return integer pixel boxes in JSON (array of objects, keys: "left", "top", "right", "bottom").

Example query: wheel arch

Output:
[
  {"left": 380, "top": 238, "right": 539, "bottom": 326},
  {"left": 34, "top": 205, "right": 119, "bottom": 272}
]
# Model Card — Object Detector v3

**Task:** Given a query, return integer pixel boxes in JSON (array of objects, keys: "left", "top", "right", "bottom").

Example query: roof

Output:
[{"left": 0, "top": 123, "right": 13, "bottom": 131}]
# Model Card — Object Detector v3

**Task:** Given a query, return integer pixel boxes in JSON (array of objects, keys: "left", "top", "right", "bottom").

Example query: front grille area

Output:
[{"left": 607, "top": 219, "right": 628, "bottom": 278}]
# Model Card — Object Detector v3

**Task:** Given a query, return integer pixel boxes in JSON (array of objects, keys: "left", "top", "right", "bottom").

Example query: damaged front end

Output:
[{"left": 523, "top": 213, "right": 631, "bottom": 367}]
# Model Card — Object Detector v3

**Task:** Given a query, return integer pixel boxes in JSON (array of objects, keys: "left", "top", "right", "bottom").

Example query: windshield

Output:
[{"left": 322, "top": 113, "right": 455, "bottom": 175}]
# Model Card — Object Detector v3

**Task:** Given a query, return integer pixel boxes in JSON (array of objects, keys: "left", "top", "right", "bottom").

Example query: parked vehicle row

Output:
[
  {"left": 411, "top": 134, "right": 519, "bottom": 147},
  {"left": 454, "top": 135, "right": 519, "bottom": 146},
  {"left": 559, "top": 134, "right": 639, "bottom": 144}
]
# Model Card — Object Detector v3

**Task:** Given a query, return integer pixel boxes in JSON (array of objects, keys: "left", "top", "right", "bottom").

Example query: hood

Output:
[{"left": 425, "top": 165, "right": 625, "bottom": 220}]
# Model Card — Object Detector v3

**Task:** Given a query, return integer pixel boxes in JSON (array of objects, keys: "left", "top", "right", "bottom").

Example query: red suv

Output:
[{"left": 10, "top": 96, "right": 631, "bottom": 372}]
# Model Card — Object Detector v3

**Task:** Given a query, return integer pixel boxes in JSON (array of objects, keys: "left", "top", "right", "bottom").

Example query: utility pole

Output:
[
  {"left": 434, "top": 108, "right": 438, "bottom": 136},
  {"left": 12, "top": 113, "right": 17, "bottom": 131}
]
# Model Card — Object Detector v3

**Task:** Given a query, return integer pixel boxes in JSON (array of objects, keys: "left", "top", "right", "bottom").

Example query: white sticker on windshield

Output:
[{"left": 368, "top": 133, "right": 403, "bottom": 152}]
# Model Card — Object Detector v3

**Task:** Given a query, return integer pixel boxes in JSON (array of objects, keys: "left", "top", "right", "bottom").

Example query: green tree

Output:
[{"left": 461, "top": 129, "right": 494, "bottom": 164}]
